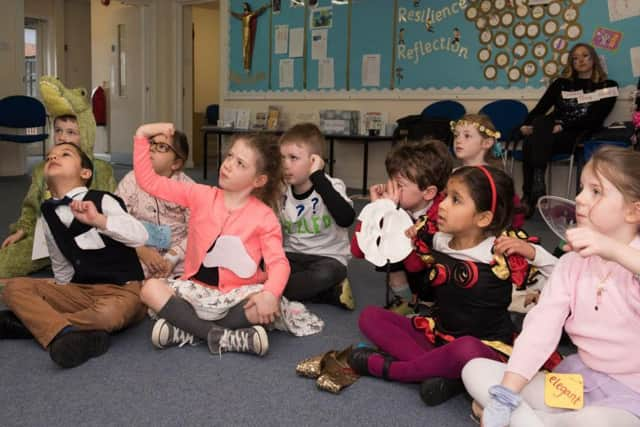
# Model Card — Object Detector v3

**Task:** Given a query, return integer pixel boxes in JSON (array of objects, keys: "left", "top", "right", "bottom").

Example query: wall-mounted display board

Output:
[{"left": 227, "top": 0, "right": 640, "bottom": 95}]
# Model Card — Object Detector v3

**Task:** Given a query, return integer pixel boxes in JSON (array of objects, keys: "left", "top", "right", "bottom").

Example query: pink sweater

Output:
[
  {"left": 507, "top": 236, "right": 640, "bottom": 393},
  {"left": 133, "top": 136, "right": 290, "bottom": 297}
]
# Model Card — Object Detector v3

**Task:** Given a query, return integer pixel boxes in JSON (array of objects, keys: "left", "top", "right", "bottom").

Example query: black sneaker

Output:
[
  {"left": 419, "top": 377, "right": 465, "bottom": 406},
  {"left": 0, "top": 310, "right": 33, "bottom": 339},
  {"left": 48, "top": 330, "right": 110, "bottom": 369}
]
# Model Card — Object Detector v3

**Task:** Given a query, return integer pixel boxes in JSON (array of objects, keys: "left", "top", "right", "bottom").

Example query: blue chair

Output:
[
  {"left": 0, "top": 95, "right": 49, "bottom": 158},
  {"left": 422, "top": 100, "right": 466, "bottom": 121},
  {"left": 206, "top": 104, "right": 220, "bottom": 125},
  {"left": 479, "top": 99, "right": 529, "bottom": 170}
]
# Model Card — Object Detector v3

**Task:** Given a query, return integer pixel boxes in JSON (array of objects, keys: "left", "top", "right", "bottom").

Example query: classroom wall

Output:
[
  {"left": 0, "top": 0, "right": 27, "bottom": 175},
  {"left": 218, "top": 0, "right": 636, "bottom": 191}
]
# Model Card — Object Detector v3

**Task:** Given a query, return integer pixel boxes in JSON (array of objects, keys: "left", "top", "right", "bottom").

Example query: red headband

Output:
[{"left": 477, "top": 166, "right": 497, "bottom": 215}]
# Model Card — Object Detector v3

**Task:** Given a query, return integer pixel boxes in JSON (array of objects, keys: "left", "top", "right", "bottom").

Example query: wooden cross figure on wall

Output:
[{"left": 231, "top": 2, "right": 271, "bottom": 72}]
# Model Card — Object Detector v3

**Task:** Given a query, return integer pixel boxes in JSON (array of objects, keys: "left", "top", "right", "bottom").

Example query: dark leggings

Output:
[
  {"left": 283, "top": 252, "right": 346, "bottom": 301},
  {"left": 522, "top": 115, "right": 581, "bottom": 195},
  {"left": 157, "top": 296, "right": 251, "bottom": 340},
  {"left": 358, "top": 306, "right": 502, "bottom": 382}
]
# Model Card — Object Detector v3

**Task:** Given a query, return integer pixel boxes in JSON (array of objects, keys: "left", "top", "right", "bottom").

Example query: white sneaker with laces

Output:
[{"left": 151, "top": 318, "right": 199, "bottom": 349}]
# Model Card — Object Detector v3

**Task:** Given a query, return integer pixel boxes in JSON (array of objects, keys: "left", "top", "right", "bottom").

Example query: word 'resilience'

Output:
[{"left": 398, "top": 0, "right": 468, "bottom": 25}]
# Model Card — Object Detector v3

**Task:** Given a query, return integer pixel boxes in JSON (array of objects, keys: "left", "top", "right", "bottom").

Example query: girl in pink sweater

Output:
[
  {"left": 133, "top": 123, "right": 322, "bottom": 358},
  {"left": 463, "top": 146, "right": 640, "bottom": 426}
]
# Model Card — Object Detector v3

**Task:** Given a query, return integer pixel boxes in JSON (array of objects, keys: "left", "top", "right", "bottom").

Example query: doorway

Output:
[{"left": 181, "top": 1, "right": 220, "bottom": 167}]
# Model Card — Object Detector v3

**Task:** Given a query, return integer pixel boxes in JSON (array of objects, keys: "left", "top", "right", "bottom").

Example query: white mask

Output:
[{"left": 355, "top": 199, "right": 414, "bottom": 267}]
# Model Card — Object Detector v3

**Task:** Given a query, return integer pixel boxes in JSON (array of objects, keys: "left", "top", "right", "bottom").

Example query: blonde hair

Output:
[
  {"left": 589, "top": 145, "right": 640, "bottom": 203},
  {"left": 561, "top": 43, "right": 607, "bottom": 83},
  {"left": 452, "top": 113, "right": 501, "bottom": 165}
]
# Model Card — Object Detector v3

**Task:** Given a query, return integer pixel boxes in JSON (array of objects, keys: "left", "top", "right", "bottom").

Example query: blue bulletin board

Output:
[{"left": 227, "top": 0, "right": 640, "bottom": 94}]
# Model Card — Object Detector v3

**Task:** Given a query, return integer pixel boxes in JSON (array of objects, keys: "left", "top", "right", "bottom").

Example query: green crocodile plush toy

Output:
[{"left": 0, "top": 77, "right": 117, "bottom": 281}]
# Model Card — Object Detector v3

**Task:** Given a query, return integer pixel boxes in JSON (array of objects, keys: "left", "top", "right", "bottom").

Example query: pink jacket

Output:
[
  {"left": 507, "top": 236, "right": 640, "bottom": 393},
  {"left": 116, "top": 170, "right": 192, "bottom": 277},
  {"left": 133, "top": 136, "right": 290, "bottom": 297}
]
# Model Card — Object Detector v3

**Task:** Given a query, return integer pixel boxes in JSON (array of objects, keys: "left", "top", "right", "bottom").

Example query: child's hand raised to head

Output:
[
  {"left": 69, "top": 200, "right": 107, "bottom": 229},
  {"left": 369, "top": 183, "right": 385, "bottom": 201},
  {"left": 564, "top": 227, "right": 616, "bottom": 259},
  {"left": 135, "top": 123, "right": 175, "bottom": 140},
  {"left": 493, "top": 236, "right": 536, "bottom": 260},
  {"left": 309, "top": 154, "right": 325, "bottom": 175},
  {"left": 369, "top": 179, "right": 402, "bottom": 204}
]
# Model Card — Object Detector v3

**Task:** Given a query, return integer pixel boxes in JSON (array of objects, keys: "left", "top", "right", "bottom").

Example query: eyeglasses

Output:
[{"left": 150, "top": 140, "right": 184, "bottom": 160}]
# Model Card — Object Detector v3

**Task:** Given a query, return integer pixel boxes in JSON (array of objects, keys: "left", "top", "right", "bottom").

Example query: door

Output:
[{"left": 109, "top": 5, "right": 144, "bottom": 165}]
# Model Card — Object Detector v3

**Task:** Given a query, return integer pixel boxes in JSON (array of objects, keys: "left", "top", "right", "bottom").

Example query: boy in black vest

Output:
[{"left": 0, "top": 143, "right": 148, "bottom": 368}]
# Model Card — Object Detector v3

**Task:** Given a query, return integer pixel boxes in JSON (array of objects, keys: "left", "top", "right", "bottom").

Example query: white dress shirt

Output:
[{"left": 43, "top": 186, "right": 148, "bottom": 284}]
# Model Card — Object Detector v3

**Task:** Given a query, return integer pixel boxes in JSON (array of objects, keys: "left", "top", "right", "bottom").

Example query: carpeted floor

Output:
[{"left": 0, "top": 159, "right": 557, "bottom": 426}]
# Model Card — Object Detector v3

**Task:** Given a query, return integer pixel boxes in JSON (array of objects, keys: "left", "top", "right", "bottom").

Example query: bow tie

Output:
[{"left": 43, "top": 196, "right": 73, "bottom": 208}]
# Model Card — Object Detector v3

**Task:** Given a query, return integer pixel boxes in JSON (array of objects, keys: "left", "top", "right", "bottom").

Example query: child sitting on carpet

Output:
[
  {"left": 116, "top": 129, "right": 192, "bottom": 278},
  {"left": 463, "top": 146, "right": 640, "bottom": 427},
  {"left": 133, "top": 123, "right": 322, "bottom": 358},
  {"left": 349, "top": 166, "right": 556, "bottom": 406}
]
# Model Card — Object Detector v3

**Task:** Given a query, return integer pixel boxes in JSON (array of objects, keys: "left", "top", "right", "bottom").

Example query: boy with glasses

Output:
[{"left": 116, "top": 130, "right": 193, "bottom": 278}]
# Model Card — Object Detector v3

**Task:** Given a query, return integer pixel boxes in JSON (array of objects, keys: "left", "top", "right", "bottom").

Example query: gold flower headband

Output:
[{"left": 450, "top": 120, "right": 501, "bottom": 140}]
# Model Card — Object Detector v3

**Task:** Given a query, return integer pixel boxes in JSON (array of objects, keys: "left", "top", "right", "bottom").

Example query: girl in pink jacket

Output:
[
  {"left": 463, "top": 146, "right": 640, "bottom": 427},
  {"left": 133, "top": 123, "right": 322, "bottom": 358}
]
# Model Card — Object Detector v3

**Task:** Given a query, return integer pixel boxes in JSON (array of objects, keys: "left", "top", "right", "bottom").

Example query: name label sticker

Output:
[{"left": 544, "top": 373, "right": 584, "bottom": 410}]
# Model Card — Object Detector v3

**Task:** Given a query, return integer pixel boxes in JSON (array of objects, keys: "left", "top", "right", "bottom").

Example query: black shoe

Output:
[
  {"left": 0, "top": 310, "right": 33, "bottom": 339},
  {"left": 348, "top": 347, "right": 394, "bottom": 379},
  {"left": 48, "top": 330, "right": 110, "bottom": 369},
  {"left": 419, "top": 377, "right": 465, "bottom": 406}
]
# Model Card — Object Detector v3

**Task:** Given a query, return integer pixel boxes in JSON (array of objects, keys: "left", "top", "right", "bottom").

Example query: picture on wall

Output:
[{"left": 311, "top": 7, "right": 333, "bottom": 29}]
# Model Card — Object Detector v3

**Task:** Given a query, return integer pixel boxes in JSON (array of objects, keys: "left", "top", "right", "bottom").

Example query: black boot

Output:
[
  {"left": 419, "top": 377, "right": 466, "bottom": 406},
  {"left": 48, "top": 330, "right": 110, "bottom": 368},
  {"left": 0, "top": 310, "right": 33, "bottom": 339},
  {"left": 526, "top": 168, "right": 547, "bottom": 218}
]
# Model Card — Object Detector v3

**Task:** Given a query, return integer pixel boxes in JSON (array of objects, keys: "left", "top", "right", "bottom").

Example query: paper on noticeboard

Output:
[
  {"left": 289, "top": 27, "right": 304, "bottom": 58},
  {"left": 279, "top": 59, "right": 294, "bottom": 88},
  {"left": 318, "top": 58, "right": 334, "bottom": 89},
  {"left": 275, "top": 25, "right": 288, "bottom": 55},
  {"left": 311, "top": 29, "right": 328, "bottom": 60},
  {"left": 362, "top": 54, "right": 381, "bottom": 87},
  {"left": 631, "top": 47, "right": 640, "bottom": 77}
]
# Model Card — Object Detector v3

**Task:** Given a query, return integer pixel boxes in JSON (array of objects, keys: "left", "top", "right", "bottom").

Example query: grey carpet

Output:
[{"left": 0, "top": 159, "right": 558, "bottom": 426}]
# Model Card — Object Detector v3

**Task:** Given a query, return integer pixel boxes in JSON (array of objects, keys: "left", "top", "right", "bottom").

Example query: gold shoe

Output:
[
  {"left": 296, "top": 353, "right": 324, "bottom": 378},
  {"left": 316, "top": 346, "right": 360, "bottom": 394}
]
